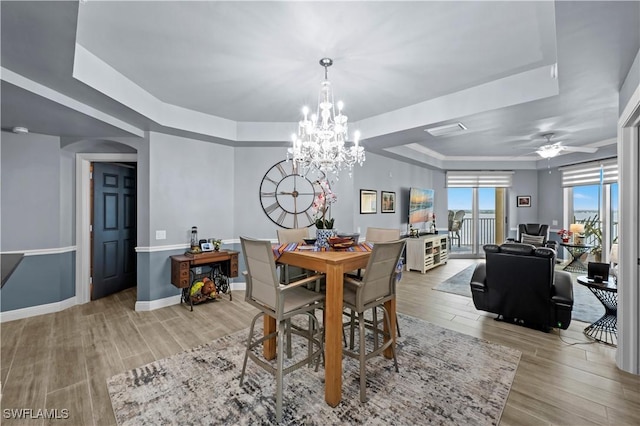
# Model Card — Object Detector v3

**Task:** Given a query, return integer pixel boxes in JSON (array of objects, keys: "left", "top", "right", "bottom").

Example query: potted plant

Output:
[{"left": 583, "top": 214, "right": 603, "bottom": 261}]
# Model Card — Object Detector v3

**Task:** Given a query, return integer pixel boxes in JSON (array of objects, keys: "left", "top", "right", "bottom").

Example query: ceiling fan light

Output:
[{"left": 536, "top": 144, "right": 562, "bottom": 158}]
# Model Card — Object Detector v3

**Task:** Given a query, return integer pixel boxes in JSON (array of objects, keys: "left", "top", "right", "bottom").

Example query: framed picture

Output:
[
  {"left": 381, "top": 191, "right": 396, "bottom": 213},
  {"left": 517, "top": 195, "right": 531, "bottom": 208},
  {"left": 360, "top": 189, "right": 377, "bottom": 214}
]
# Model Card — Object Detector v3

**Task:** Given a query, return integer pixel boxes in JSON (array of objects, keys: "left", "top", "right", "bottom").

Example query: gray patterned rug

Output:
[
  {"left": 107, "top": 313, "right": 520, "bottom": 425},
  {"left": 434, "top": 265, "right": 603, "bottom": 324}
]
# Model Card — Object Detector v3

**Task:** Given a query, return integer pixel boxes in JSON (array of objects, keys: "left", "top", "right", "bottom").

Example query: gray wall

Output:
[
  {"left": 1, "top": 132, "right": 61, "bottom": 250},
  {"left": 148, "top": 132, "right": 235, "bottom": 246},
  {"left": 231, "top": 148, "right": 438, "bottom": 240}
]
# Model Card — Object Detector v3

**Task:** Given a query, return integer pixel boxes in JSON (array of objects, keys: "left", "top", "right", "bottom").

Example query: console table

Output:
[
  {"left": 170, "top": 250, "right": 238, "bottom": 310},
  {"left": 577, "top": 276, "right": 617, "bottom": 346},
  {"left": 559, "top": 243, "right": 592, "bottom": 273},
  {"left": 405, "top": 234, "right": 448, "bottom": 274}
]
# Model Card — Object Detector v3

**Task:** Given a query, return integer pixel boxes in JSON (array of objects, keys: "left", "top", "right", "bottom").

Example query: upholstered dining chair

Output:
[
  {"left": 342, "top": 239, "right": 405, "bottom": 403},
  {"left": 277, "top": 228, "right": 311, "bottom": 284},
  {"left": 358, "top": 227, "right": 403, "bottom": 337},
  {"left": 239, "top": 237, "right": 325, "bottom": 422},
  {"left": 365, "top": 227, "right": 401, "bottom": 243}
]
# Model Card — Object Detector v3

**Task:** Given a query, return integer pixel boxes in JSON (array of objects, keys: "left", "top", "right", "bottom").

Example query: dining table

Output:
[{"left": 269, "top": 243, "right": 397, "bottom": 407}]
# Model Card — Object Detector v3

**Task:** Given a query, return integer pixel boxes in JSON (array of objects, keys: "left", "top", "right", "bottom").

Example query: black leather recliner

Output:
[
  {"left": 470, "top": 243, "right": 573, "bottom": 331},
  {"left": 507, "top": 223, "right": 557, "bottom": 250}
]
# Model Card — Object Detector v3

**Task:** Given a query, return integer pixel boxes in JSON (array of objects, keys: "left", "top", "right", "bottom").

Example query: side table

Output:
[
  {"left": 170, "top": 250, "right": 239, "bottom": 311},
  {"left": 576, "top": 276, "right": 617, "bottom": 346},
  {"left": 559, "top": 243, "right": 592, "bottom": 273}
]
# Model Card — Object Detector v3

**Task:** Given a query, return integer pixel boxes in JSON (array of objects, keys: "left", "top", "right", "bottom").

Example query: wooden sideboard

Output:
[{"left": 170, "top": 250, "right": 239, "bottom": 309}]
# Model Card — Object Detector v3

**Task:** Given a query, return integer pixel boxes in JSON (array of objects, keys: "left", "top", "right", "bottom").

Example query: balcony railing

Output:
[{"left": 448, "top": 217, "right": 618, "bottom": 254}]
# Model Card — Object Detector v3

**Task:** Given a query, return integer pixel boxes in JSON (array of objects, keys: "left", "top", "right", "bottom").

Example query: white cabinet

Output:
[{"left": 405, "top": 234, "right": 449, "bottom": 274}]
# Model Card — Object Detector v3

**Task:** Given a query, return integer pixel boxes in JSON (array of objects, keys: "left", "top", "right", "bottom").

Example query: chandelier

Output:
[{"left": 288, "top": 58, "right": 365, "bottom": 176}]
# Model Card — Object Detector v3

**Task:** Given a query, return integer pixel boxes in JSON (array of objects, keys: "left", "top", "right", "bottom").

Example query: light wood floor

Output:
[{"left": 1, "top": 259, "right": 639, "bottom": 425}]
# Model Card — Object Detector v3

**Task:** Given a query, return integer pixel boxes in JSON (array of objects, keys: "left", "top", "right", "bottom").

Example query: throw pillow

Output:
[{"left": 521, "top": 233, "right": 545, "bottom": 246}]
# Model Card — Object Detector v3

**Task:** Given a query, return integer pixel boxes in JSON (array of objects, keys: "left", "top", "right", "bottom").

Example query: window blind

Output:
[
  {"left": 446, "top": 171, "right": 513, "bottom": 188},
  {"left": 560, "top": 158, "right": 618, "bottom": 187}
]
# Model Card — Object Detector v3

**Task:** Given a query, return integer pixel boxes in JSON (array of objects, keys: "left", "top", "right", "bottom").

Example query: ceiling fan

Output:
[{"left": 534, "top": 133, "right": 598, "bottom": 158}]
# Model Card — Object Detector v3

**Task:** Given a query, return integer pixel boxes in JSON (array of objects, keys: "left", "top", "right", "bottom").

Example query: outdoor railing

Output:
[
  {"left": 455, "top": 217, "right": 495, "bottom": 247},
  {"left": 451, "top": 217, "right": 618, "bottom": 251}
]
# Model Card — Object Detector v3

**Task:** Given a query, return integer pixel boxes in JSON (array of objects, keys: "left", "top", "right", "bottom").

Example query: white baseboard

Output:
[
  {"left": 135, "top": 282, "right": 246, "bottom": 311},
  {"left": 231, "top": 281, "right": 246, "bottom": 291},
  {"left": 135, "top": 294, "right": 181, "bottom": 311},
  {"left": 0, "top": 297, "right": 77, "bottom": 323},
  {"left": 0, "top": 283, "right": 249, "bottom": 320}
]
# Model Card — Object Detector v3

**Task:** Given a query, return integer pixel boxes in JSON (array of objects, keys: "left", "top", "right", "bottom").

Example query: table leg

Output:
[
  {"left": 324, "top": 264, "right": 343, "bottom": 407},
  {"left": 263, "top": 315, "right": 276, "bottom": 360},
  {"left": 383, "top": 297, "right": 397, "bottom": 359}
]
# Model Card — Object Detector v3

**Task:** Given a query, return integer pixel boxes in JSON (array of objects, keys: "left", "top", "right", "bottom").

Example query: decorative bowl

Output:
[
  {"left": 303, "top": 238, "right": 317, "bottom": 245},
  {"left": 327, "top": 236, "right": 356, "bottom": 249}
]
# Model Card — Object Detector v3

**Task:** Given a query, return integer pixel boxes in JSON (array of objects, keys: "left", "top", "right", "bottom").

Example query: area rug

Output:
[
  {"left": 434, "top": 265, "right": 603, "bottom": 324},
  {"left": 107, "top": 313, "right": 521, "bottom": 425}
]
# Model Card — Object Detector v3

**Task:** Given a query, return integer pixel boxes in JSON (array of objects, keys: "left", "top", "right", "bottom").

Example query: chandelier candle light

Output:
[{"left": 289, "top": 58, "right": 365, "bottom": 176}]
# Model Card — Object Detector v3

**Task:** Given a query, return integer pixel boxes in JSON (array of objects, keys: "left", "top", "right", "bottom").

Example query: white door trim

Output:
[
  {"left": 616, "top": 81, "right": 640, "bottom": 375},
  {"left": 75, "top": 153, "right": 138, "bottom": 304}
]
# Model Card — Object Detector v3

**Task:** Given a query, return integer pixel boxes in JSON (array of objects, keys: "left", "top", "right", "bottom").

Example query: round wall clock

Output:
[{"left": 259, "top": 160, "right": 325, "bottom": 229}]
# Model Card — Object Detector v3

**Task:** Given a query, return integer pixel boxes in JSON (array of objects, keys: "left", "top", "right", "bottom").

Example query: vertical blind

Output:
[
  {"left": 560, "top": 158, "right": 618, "bottom": 187},
  {"left": 446, "top": 171, "right": 513, "bottom": 188}
]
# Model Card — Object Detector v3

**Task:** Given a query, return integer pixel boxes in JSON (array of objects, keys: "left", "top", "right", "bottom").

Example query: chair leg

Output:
[
  {"left": 276, "top": 320, "right": 285, "bottom": 422},
  {"left": 382, "top": 307, "right": 400, "bottom": 373},
  {"left": 240, "top": 312, "right": 261, "bottom": 386},
  {"left": 396, "top": 312, "right": 401, "bottom": 338},
  {"left": 349, "top": 310, "right": 356, "bottom": 350},
  {"left": 358, "top": 311, "right": 367, "bottom": 403},
  {"left": 372, "top": 308, "right": 379, "bottom": 350},
  {"left": 285, "top": 318, "right": 292, "bottom": 359}
]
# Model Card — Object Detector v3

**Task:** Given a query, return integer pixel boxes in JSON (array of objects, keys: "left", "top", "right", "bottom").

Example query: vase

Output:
[{"left": 316, "top": 229, "right": 337, "bottom": 249}]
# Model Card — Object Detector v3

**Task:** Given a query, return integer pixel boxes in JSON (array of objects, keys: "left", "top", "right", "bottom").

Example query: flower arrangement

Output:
[
  {"left": 312, "top": 180, "right": 337, "bottom": 229},
  {"left": 556, "top": 229, "right": 573, "bottom": 242}
]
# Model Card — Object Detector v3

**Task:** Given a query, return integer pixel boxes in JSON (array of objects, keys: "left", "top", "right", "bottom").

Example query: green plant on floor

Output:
[{"left": 583, "top": 214, "right": 603, "bottom": 260}]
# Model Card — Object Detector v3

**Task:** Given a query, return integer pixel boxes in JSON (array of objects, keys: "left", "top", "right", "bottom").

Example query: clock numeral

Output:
[
  {"left": 275, "top": 163, "right": 287, "bottom": 178},
  {"left": 261, "top": 191, "right": 276, "bottom": 197},
  {"left": 264, "top": 176, "right": 279, "bottom": 185},
  {"left": 276, "top": 210, "right": 287, "bottom": 225},
  {"left": 293, "top": 214, "right": 298, "bottom": 228},
  {"left": 264, "top": 202, "right": 280, "bottom": 214},
  {"left": 304, "top": 211, "right": 313, "bottom": 223}
]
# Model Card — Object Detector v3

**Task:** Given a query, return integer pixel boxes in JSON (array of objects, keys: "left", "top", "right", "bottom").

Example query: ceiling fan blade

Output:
[{"left": 561, "top": 146, "right": 598, "bottom": 153}]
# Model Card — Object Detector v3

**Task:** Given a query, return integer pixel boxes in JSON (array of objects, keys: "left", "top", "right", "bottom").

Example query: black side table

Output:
[
  {"left": 577, "top": 276, "right": 617, "bottom": 346},
  {"left": 560, "top": 243, "right": 592, "bottom": 273}
]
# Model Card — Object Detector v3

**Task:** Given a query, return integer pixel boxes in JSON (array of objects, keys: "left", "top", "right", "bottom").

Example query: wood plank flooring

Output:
[{"left": 1, "top": 259, "right": 639, "bottom": 425}]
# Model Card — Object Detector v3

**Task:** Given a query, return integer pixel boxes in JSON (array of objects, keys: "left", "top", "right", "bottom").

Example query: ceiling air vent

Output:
[{"left": 424, "top": 122, "right": 467, "bottom": 137}]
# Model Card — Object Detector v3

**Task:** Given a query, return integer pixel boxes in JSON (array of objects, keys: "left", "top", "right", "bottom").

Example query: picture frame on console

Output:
[
  {"left": 517, "top": 195, "right": 531, "bottom": 208},
  {"left": 381, "top": 191, "right": 396, "bottom": 213},
  {"left": 360, "top": 189, "right": 377, "bottom": 214}
]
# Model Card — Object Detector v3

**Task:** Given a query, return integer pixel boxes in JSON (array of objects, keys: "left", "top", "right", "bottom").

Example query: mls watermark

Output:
[{"left": 3, "top": 408, "right": 69, "bottom": 420}]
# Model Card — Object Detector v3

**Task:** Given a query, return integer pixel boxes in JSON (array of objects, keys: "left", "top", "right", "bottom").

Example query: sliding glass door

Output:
[
  {"left": 562, "top": 158, "right": 619, "bottom": 262},
  {"left": 447, "top": 187, "right": 506, "bottom": 257}
]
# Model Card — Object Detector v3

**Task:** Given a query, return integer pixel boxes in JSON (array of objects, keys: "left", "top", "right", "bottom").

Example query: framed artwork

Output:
[
  {"left": 360, "top": 189, "right": 377, "bottom": 214},
  {"left": 381, "top": 191, "right": 396, "bottom": 213},
  {"left": 517, "top": 195, "right": 531, "bottom": 207}
]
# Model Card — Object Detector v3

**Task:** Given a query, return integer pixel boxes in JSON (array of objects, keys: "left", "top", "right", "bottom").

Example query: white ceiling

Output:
[{"left": 2, "top": 1, "right": 638, "bottom": 170}]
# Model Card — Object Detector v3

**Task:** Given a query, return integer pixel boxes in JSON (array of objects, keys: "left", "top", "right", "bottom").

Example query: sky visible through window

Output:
[{"left": 448, "top": 188, "right": 496, "bottom": 211}]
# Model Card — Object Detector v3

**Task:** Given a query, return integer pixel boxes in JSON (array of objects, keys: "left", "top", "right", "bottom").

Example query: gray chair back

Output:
[
  {"left": 365, "top": 227, "right": 401, "bottom": 243},
  {"left": 358, "top": 240, "right": 405, "bottom": 311},
  {"left": 277, "top": 228, "right": 309, "bottom": 244},
  {"left": 240, "top": 237, "right": 279, "bottom": 310}
]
